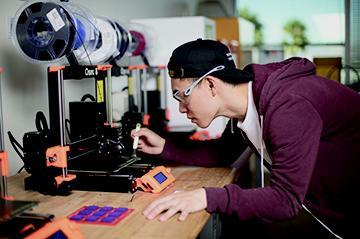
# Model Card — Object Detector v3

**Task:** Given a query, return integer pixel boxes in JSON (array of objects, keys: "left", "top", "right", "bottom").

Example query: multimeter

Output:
[{"left": 135, "top": 166, "right": 175, "bottom": 193}]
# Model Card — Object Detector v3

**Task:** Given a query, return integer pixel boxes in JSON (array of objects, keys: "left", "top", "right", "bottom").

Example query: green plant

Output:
[
  {"left": 239, "top": 7, "right": 263, "bottom": 47},
  {"left": 282, "top": 20, "right": 309, "bottom": 54}
]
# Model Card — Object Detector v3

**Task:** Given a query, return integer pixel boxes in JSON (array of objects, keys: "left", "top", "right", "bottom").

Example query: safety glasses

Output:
[{"left": 172, "top": 65, "right": 225, "bottom": 103}]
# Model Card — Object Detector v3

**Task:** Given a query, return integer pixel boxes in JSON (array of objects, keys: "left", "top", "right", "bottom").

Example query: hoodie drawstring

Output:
[
  {"left": 230, "top": 118, "right": 234, "bottom": 134},
  {"left": 260, "top": 115, "right": 264, "bottom": 188},
  {"left": 259, "top": 114, "right": 342, "bottom": 238},
  {"left": 302, "top": 205, "right": 343, "bottom": 239}
]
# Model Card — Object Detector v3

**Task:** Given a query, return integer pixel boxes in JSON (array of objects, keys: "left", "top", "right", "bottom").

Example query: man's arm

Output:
[{"left": 161, "top": 119, "right": 248, "bottom": 167}]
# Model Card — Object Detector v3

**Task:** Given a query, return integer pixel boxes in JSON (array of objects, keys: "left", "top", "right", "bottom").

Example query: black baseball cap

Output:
[{"left": 168, "top": 39, "right": 253, "bottom": 84}]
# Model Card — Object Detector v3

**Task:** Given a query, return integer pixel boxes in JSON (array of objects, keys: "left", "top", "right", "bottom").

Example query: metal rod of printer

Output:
[
  {"left": 69, "top": 135, "right": 97, "bottom": 146},
  {"left": 142, "top": 68, "right": 148, "bottom": 114},
  {"left": 106, "top": 67, "right": 113, "bottom": 125},
  {"left": 57, "top": 69, "right": 68, "bottom": 178},
  {"left": 135, "top": 69, "right": 142, "bottom": 112},
  {"left": 57, "top": 69, "right": 66, "bottom": 147},
  {"left": 68, "top": 149, "right": 97, "bottom": 162},
  {"left": 0, "top": 72, "right": 4, "bottom": 151},
  {"left": 160, "top": 67, "right": 167, "bottom": 109},
  {"left": 112, "top": 157, "right": 140, "bottom": 173},
  {"left": 1, "top": 176, "right": 7, "bottom": 199},
  {"left": 0, "top": 70, "right": 8, "bottom": 198}
]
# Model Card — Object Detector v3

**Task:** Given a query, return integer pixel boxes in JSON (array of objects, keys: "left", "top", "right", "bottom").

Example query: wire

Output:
[
  {"left": 35, "top": 111, "right": 49, "bottom": 132},
  {"left": 17, "top": 166, "right": 25, "bottom": 174},
  {"left": 343, "top": 64, "right": 360, "bottom": 82},
  {"left": 260, "top": 115, "right": 264, "bottom": 188},
  {"left": 81, "top": 94, "right": 96, "bottom": 101},
  {"left": 140, "top": 52, "right": 150, "bottom": 66},
  {"left": 67, "top": 16, "right": 93, "bottom": 66},
  {"left": 7, "top": 131, "right": 25, "bottom": 162},
  {"left": 326, "top": 64, "right": 360, "bottom": 83},
  {"left": 302, "top": 204, "right": 343, "bottom": 239},
  {"left": 65, "top": 118, "right": 71, "bottom": 142},
  {"left": 8, "top": 131, "right": 25, "bottom": 173}
]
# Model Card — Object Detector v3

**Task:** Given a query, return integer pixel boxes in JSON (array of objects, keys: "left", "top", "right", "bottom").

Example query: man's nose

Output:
[{"left": 178, "top": 101, "right": 187, "bottom": 113}]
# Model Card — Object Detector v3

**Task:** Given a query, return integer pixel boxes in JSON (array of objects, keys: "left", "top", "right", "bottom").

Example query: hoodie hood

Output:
[{"left": 243, "top": 57, "right": 316, "bottom": 114}]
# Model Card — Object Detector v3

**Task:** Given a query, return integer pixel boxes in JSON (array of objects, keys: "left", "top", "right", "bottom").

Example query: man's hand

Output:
[
  {"left": 143, "top": 188, "right": 207, "bottom": 221},
  {"left": 131, "top": 127, "right": 166, "bottom": 155}
]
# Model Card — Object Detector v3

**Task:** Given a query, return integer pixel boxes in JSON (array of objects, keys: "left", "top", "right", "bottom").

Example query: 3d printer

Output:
[
  {"left": 7, "top": 0, "right": 163, "bottom": 195},
  {"left": 0, "top": 68, "right": 84, "bottom": 238},
  {"left": 9, "top": 64, "right": 156, "bottom": 195}
]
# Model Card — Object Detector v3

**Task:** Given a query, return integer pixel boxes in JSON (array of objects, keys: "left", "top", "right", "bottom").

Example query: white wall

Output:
[{"left": 0, "top": 0, "right": 196, "bottom": 175}]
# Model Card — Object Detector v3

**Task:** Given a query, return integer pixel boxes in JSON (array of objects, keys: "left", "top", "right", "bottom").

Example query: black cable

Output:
[
  {"left": 8, "top": 131, "right": 25, "bottom": 173},
  {"left": 140, "top": 52, "right": 150, "bottom": 66},
  {"left": 326, "top": 64, "right": 360, "bottom": 83},
  {"left": 325, "top": 64, "right": 360, "bottom": 93},
  {"left": 343, "top": 64, "right": 360, "bottom": 82},
  {"left": 7, "top": 131, "right": 24, "bottom": 162},
  {"left": 343, "top": 65, "right": 360, "bottom": 92},
  {"left": 81, "top": 94, "right": 96, "bottom": 102},
  {"left": 65, "top": 118, "right": 71, "bottom": 142},
  {"left": 35, "top": 111, "right": 49, "bottom": 132},
  {"left": 17, "top": 166, "right": 25, "bottom": 174}
]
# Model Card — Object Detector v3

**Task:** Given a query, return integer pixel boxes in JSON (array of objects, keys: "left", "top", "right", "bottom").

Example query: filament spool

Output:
[
  {"left": 12, "top": 0, "right": 100, "bottom": 64},
  {"left": 12, "top": 0, "right": 148, "bottom": 65}
]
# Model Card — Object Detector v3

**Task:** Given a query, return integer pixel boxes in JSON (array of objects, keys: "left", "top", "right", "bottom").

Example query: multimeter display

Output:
[
  {"left": 135, "top": 166, "right": 175, "bottom": 193},
  {"left": 154, "top": 172, "right": 167, "bottom": 184}
]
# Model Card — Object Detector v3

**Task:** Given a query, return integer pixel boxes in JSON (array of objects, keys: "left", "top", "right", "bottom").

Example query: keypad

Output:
[{"left": 68, "top": 205, "right": 133, "bottom": 225}]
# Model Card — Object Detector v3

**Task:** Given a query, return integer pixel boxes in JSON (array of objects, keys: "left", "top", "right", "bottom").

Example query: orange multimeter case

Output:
[
  {"left": 135, "top": 166, "right": 175, "bottom": 193},
  {"left": 24, "top": 217, "right": 84, "bottom": 239}
]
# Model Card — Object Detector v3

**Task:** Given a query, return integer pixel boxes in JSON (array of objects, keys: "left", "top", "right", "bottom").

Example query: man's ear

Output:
[{"left": 205, "top": 76, "right": 218, "bottom": 96}]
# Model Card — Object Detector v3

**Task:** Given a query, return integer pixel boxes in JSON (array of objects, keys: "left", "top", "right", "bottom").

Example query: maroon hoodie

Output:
[{"left": 161, "top": 58, "right": 360, "bottom": 237}]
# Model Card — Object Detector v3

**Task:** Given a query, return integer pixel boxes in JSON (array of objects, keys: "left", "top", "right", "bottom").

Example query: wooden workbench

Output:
[{"left": 8, "top": 166, "right": 235, "bottom": 239}]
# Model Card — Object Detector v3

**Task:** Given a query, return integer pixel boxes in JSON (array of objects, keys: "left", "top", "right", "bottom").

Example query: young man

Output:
[{"left": 132, "top": 39, "right": 360, "bottom": 238}]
